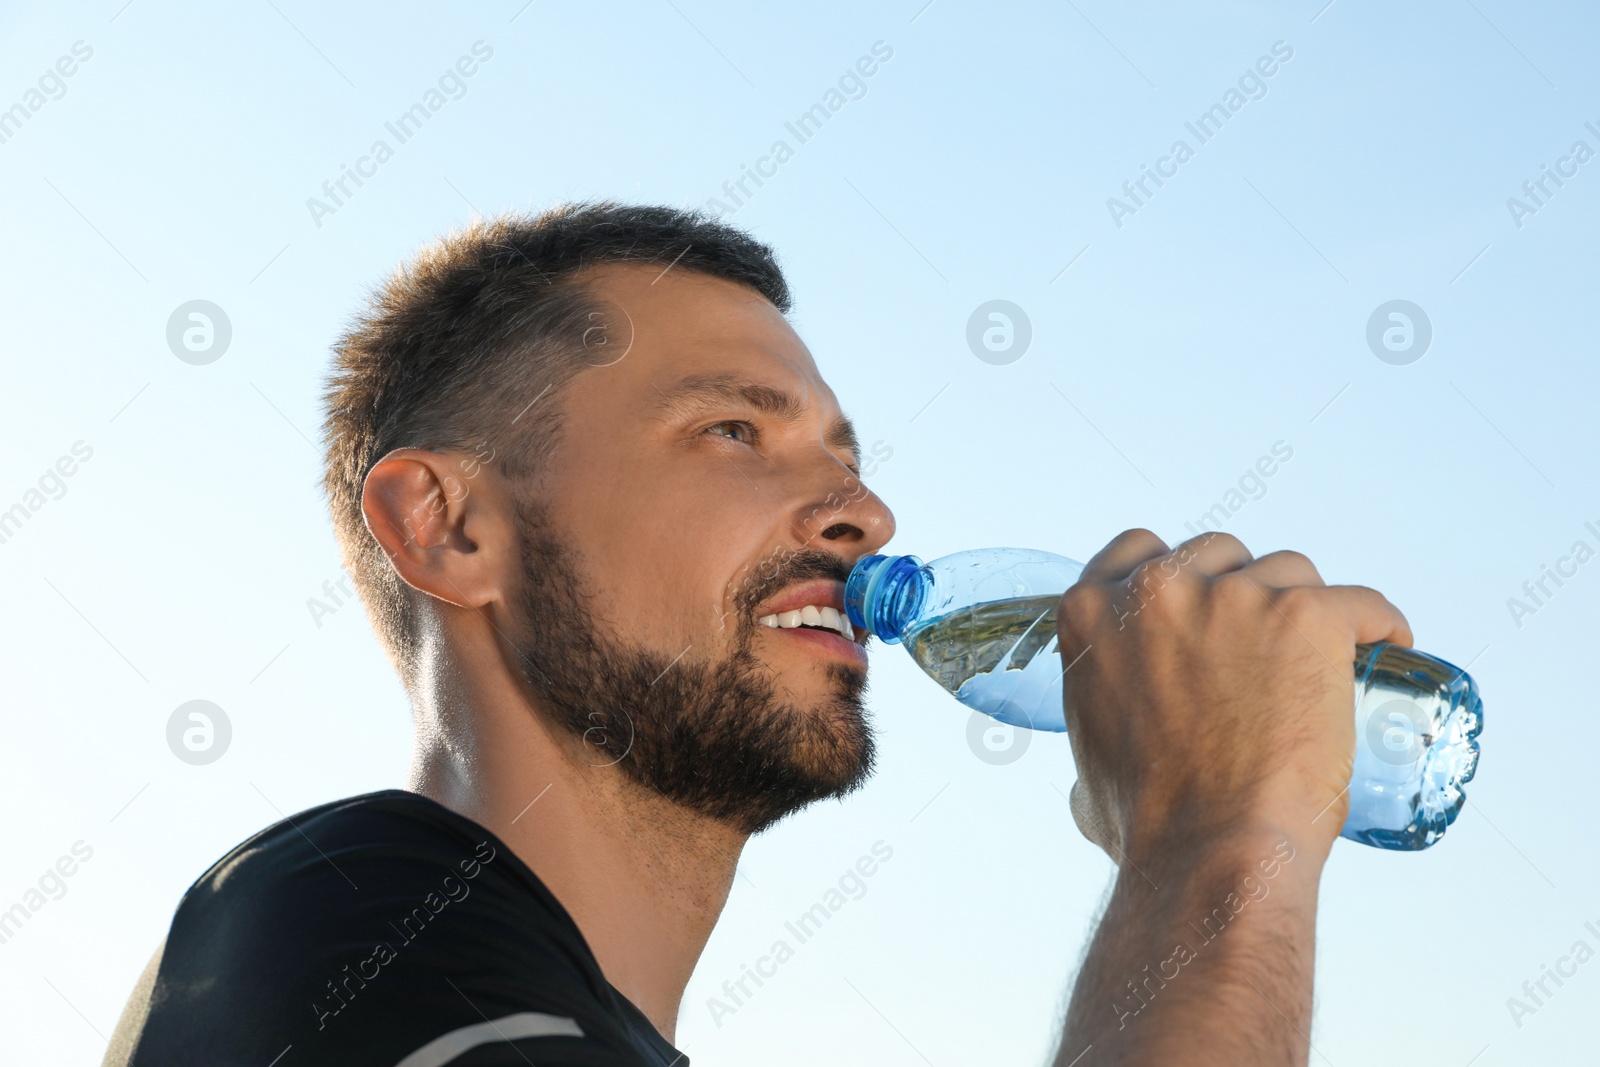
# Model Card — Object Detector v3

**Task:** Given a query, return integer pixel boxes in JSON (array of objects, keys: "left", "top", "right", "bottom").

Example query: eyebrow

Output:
[{"left": 655, "top": 373, "right": 860, "bottom": 463}]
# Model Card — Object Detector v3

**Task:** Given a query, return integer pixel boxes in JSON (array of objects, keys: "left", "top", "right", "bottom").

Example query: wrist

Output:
[{"left": 1121, "top": 821, "right": 1328, "bottom": 907}]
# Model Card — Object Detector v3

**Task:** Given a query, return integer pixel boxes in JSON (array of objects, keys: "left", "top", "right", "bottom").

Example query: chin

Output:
[{"left": 777, "top": 667, "right": 875, "bottom": 792}]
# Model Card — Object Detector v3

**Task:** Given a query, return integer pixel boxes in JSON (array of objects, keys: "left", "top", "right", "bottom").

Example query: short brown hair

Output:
[{"left": 320, "top": 201, "right": 791, "bottom": 683}]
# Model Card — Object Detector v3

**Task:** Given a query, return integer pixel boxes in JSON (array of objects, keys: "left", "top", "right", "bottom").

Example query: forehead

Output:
[{"left": 569, "top": 261, "right": 838, "bottom": 410}]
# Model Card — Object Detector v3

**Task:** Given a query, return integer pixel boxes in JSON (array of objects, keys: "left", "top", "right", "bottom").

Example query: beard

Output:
[{"left": 509, "top": 497, "right": 876, "bottom": 836}]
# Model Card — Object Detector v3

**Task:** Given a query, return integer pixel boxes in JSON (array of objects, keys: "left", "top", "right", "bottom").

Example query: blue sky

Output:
[{"left": 1, "top": 1, "right": 1596, "bottom": 1063}]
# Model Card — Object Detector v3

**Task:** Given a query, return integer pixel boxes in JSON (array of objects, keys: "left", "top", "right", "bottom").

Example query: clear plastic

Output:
[{"left": 846, "top": 547, "right": 1483, "bottom": 851}]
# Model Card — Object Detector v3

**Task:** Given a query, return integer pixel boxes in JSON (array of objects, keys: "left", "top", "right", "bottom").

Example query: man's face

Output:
[{"left": 503, "top": 263, "right": 896, "bottom": 834}]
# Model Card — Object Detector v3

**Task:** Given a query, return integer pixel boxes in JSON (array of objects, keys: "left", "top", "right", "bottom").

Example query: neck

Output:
[{"left": 406, "top": 627, "right": 744, "bottom": 1044}]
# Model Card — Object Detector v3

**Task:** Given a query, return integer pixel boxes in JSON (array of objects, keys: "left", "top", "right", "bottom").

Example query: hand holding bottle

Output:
[
  {"left": 843, "top": 526, "right": 1482, "bottom": 1061},
  {"left": 1056, "top": 529, "right": 1415, "bottom": 866},
  {"left": 848, "top": 531, "right": 1481, "bottom": 851}
]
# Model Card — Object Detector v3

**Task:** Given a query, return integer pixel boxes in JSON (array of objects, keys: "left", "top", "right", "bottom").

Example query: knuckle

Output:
[
  {"left": 1356, "top": 585, "right": 1412, "bottom": 635},
  {"left": 1126, "top": 556, "right": 1162, "bottom": 587},
  {"left": 1126, "top": 558, "right": 1187, "bottom": 611},
  {"left": 1058, "top": 583, "right": 1103, "bottom": 637},
  {"left": 1107, "top": 528, "right": 1170, "bottom": 560},
  {"left": 1273, "top": 585, "right": 1323, "bottom": 624},
  {"left": 1264, "top": 548, "right": 1321, "bottom": 580},
  {"left": 1352, "top": 583, "right": 1393, "bottom": 610},
  {"left": 1205, "top": 531, "right": 1248, "bottom": 557},
  {"left": 1211, "top": 569, "right": 1262, "bottom": 608}
]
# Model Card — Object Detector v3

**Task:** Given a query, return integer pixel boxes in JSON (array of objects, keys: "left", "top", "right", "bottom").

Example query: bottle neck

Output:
[{"left": 844, "top": 554, "right": 927, "bottom": 645}]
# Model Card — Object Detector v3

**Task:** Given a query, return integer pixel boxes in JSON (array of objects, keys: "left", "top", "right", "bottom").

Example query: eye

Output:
[{"left": 704, "top": 420, "right": 757, "bottom": 445}]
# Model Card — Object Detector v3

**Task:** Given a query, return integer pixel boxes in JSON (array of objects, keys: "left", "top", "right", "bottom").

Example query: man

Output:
[{"left": 105, "top": 202, "right": 1412, "bottom": 1066}]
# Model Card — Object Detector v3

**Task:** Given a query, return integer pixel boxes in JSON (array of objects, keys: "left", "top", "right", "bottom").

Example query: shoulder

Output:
[
  {"left": 112, "top": 790, "right": 658, "bottom": 1066},
  {"left": 165, "top": 790, "right": 519, "bottom": 968},
  {"left": 185, "top": 789, "right": 502, "bottom": 913}
]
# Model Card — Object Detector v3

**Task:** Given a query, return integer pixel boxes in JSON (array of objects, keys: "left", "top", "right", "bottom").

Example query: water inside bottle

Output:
[
  {"left": 901, "top": 595, "right": 1068, "bottom": 731},
  {"left": 897, "top": 595, "right": 1483, "bottom": 849},
  {"left": 1343, "top": 646, "right": 1483, "bottom": 849}
]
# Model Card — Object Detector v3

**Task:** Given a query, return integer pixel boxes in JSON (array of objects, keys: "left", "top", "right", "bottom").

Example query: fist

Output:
[{"left": 1057, "top": 530, "right": 1412, "bottom": 866}]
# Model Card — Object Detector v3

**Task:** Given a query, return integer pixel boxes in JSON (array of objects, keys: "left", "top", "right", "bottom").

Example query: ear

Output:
[{"left": 362, "top": 448, "right": 513, "bottom": 610}]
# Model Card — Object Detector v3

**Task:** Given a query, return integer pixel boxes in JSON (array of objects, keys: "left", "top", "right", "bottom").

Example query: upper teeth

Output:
[{"left": 759, "top": 605, "right": 854, "bottom": 641}]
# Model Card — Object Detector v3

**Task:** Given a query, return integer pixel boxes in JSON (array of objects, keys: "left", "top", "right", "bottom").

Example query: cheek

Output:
[{"left": 545, "top": 455, "right": 782, "bottom": 646}]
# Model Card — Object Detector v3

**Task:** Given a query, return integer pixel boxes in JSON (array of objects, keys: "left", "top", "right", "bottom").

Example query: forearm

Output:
[{"left": 1056, "top": 829, "right": 1326, "bottom": 1067}]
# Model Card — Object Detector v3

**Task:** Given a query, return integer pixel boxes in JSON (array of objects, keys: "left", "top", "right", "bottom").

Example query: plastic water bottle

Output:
[{"left": 845, "top": 547, "right": 1483, "bottom": 851}]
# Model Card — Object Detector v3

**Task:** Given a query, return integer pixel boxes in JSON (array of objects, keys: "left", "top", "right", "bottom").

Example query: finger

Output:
[
  {"left": 1241, "top": 549, "right": 1326, "bottom": 589},
  {"left": 1318, "top": 585, "right": 1414, "bottom": 649},
  {"left": 1079, "top": 528, "right": 1170, "bottom": 584},
  {"left": 1164, "top": 530, "right": 1254, "bottom": 578}
]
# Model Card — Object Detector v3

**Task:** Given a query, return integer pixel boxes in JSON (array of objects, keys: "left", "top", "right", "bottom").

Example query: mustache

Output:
[{"left": 733, "top": 548, "right": 852, "bottom": 617}]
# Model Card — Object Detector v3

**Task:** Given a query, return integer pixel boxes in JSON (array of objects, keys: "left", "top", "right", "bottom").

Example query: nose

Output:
[{"left": 790, "top": 462, "right": 896, "bottom": 560}]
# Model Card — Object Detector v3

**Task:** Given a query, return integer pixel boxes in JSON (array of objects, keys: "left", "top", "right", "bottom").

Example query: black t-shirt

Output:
[{"left": 104, "top": 790, "right": 688, "bottom": 1067}]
